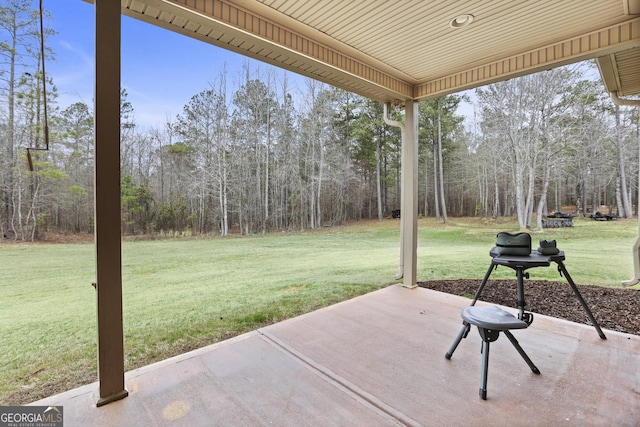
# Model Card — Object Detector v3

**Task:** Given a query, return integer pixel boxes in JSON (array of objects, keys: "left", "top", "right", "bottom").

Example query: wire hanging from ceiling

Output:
[{"left": 26, "top": 0, "right": 50, "bottom": 172}]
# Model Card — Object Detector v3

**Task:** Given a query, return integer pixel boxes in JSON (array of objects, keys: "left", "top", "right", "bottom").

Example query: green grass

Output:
[
  {"left": 1, "top": 216, "right": 638, "bottom": 403},
  {"left": 417, "top": 216, "right": 638, "bottom": 283}
]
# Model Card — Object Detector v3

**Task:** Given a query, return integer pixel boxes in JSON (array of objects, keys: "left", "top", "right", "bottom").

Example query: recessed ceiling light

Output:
[{"left": 449, "top": 14, "right": 474, "bottom": 28}]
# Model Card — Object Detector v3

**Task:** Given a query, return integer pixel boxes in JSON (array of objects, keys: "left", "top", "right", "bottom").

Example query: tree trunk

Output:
[
  {"left": 493, "top": 162, "right": 500, "bottom": 218},
  {"left": 614, "top": 105, "right": 633, "bottom": 218},
  {"left": 423, "top": 162, "right": 429, "bottom": 216},
  {"left": 535, "top": 133, "right": 551, "bottom": 230},
  {"left": 433, "top": 144, "right": 440, "bottom": 220},
  {"left": 316, "top": 127, "right": 325, "bottom": 228},
  {"left": 4, "top": 8, "right": 19, "bottom": 239},
  {"left": 376, "top": 139, "right": 383, "bottom": 221},
  {"left": 616, "top": 177, "right": 625, "bottom": 217},
  {"left": 437, "top": 99, "right": 448, "bottom": 223}
]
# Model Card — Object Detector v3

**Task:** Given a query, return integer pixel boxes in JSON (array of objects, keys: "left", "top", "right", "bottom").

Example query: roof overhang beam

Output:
[
  {"left": 120, "top": 0, "right": 413, "bottom": 102},
  {"left": 416, "top": 18, "right": 640, "bottom": 100},
  {"left": 114, "top": 1, "right": 640, "bottom": 103}
]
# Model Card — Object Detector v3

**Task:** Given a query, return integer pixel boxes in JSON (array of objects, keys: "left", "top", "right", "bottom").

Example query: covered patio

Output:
[
  {"left": 33, "top": 285, "right": 639, "bottom": 425},
  {"left": 56, "top": 0, "right": 640, "bottom": 420}
]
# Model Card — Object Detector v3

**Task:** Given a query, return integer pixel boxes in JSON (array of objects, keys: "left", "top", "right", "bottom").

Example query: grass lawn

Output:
[{"left": 1, "top": 216, "right": 638, "bottom": 403}]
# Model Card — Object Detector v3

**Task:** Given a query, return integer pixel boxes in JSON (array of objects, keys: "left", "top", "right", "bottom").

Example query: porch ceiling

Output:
[
  {"left": 117, "top": 0, "right": 640, "bottom": 102},
  {"left": 597, "top": 46, "right": 640, "bottom": 96}
]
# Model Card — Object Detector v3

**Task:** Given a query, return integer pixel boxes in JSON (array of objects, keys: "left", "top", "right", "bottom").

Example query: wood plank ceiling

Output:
[{"left": 119, "top": 0, "right": 640, "bottom": 102}]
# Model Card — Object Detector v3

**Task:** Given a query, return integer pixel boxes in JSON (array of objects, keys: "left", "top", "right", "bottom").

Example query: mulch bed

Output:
[{"left": 417, "top": 279, "right": 640, "bottom": 336}]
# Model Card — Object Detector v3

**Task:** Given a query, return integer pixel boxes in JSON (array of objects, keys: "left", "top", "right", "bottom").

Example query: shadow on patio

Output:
[{"left": 32, "top": 285, "right": 639, "bottom": 426}]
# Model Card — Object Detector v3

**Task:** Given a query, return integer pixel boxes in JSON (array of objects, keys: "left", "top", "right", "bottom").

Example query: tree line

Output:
[{"left": 1, "top": 1, "right": 639, "bottom": 241}]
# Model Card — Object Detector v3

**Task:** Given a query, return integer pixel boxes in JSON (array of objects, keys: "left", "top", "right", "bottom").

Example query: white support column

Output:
[
  {"left": 383, "top": 103, "right": 405, "bottom": 280},
  {"left": 402, "top": 100, "right": 419, "bottom": 288},
  {"left": 94, "top": 0, "right": 128, "bottom": 406}
]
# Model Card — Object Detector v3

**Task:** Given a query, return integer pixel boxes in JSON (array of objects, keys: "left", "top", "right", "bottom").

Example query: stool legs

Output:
[
  {"left": 475, "top": 327, "right": 539, "bottom": 400},
  {"left": 445, "top": 322, "right": 470, "bottom": 359},
  {"left": 479, "top": 340, "right": 489, "bottom": 400},
  {"left": 503, "top": 330, "right": 540, "bottom": 374},
  {"left": 480, "top": 340, "right": 489, "bottom": 399},
  {"left": 445, "top": 264, "right": 495, "bottom": 359},
  {"left": 477, "top": 328, "right": 499, "bottom": 400},
  {"left": 476, "top": 327, "right": 499, "bottom": 400}
]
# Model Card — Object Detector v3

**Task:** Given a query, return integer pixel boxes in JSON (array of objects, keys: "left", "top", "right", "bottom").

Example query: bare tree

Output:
[
  {"left": 478, "top": 75, "right": 545, "bottom": 228},
  {"left": 436, "top": 98, "right": 448, "bottom": 223},
  {"left": 612, "top": 103, "right": 634, "bottom": 218},
  {"left": 532, "top": 68, "right": 578, "bottom": 229},
  {"left": 0, "top": 0, "right": 42, "bottom": 239}
]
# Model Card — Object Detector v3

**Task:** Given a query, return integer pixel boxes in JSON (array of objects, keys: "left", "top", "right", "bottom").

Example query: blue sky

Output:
[{"left": 44, "top": 0, "right": 302, "bottom": 129}]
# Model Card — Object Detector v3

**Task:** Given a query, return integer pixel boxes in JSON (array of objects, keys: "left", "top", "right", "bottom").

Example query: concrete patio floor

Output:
[{"left": 32, "top": 284, "right": 639, "bottom": 426}]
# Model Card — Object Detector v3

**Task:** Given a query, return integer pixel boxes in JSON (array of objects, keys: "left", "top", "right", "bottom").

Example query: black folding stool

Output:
[{"left": 460, "top": 305, "right": 540, "bottom": 400}]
